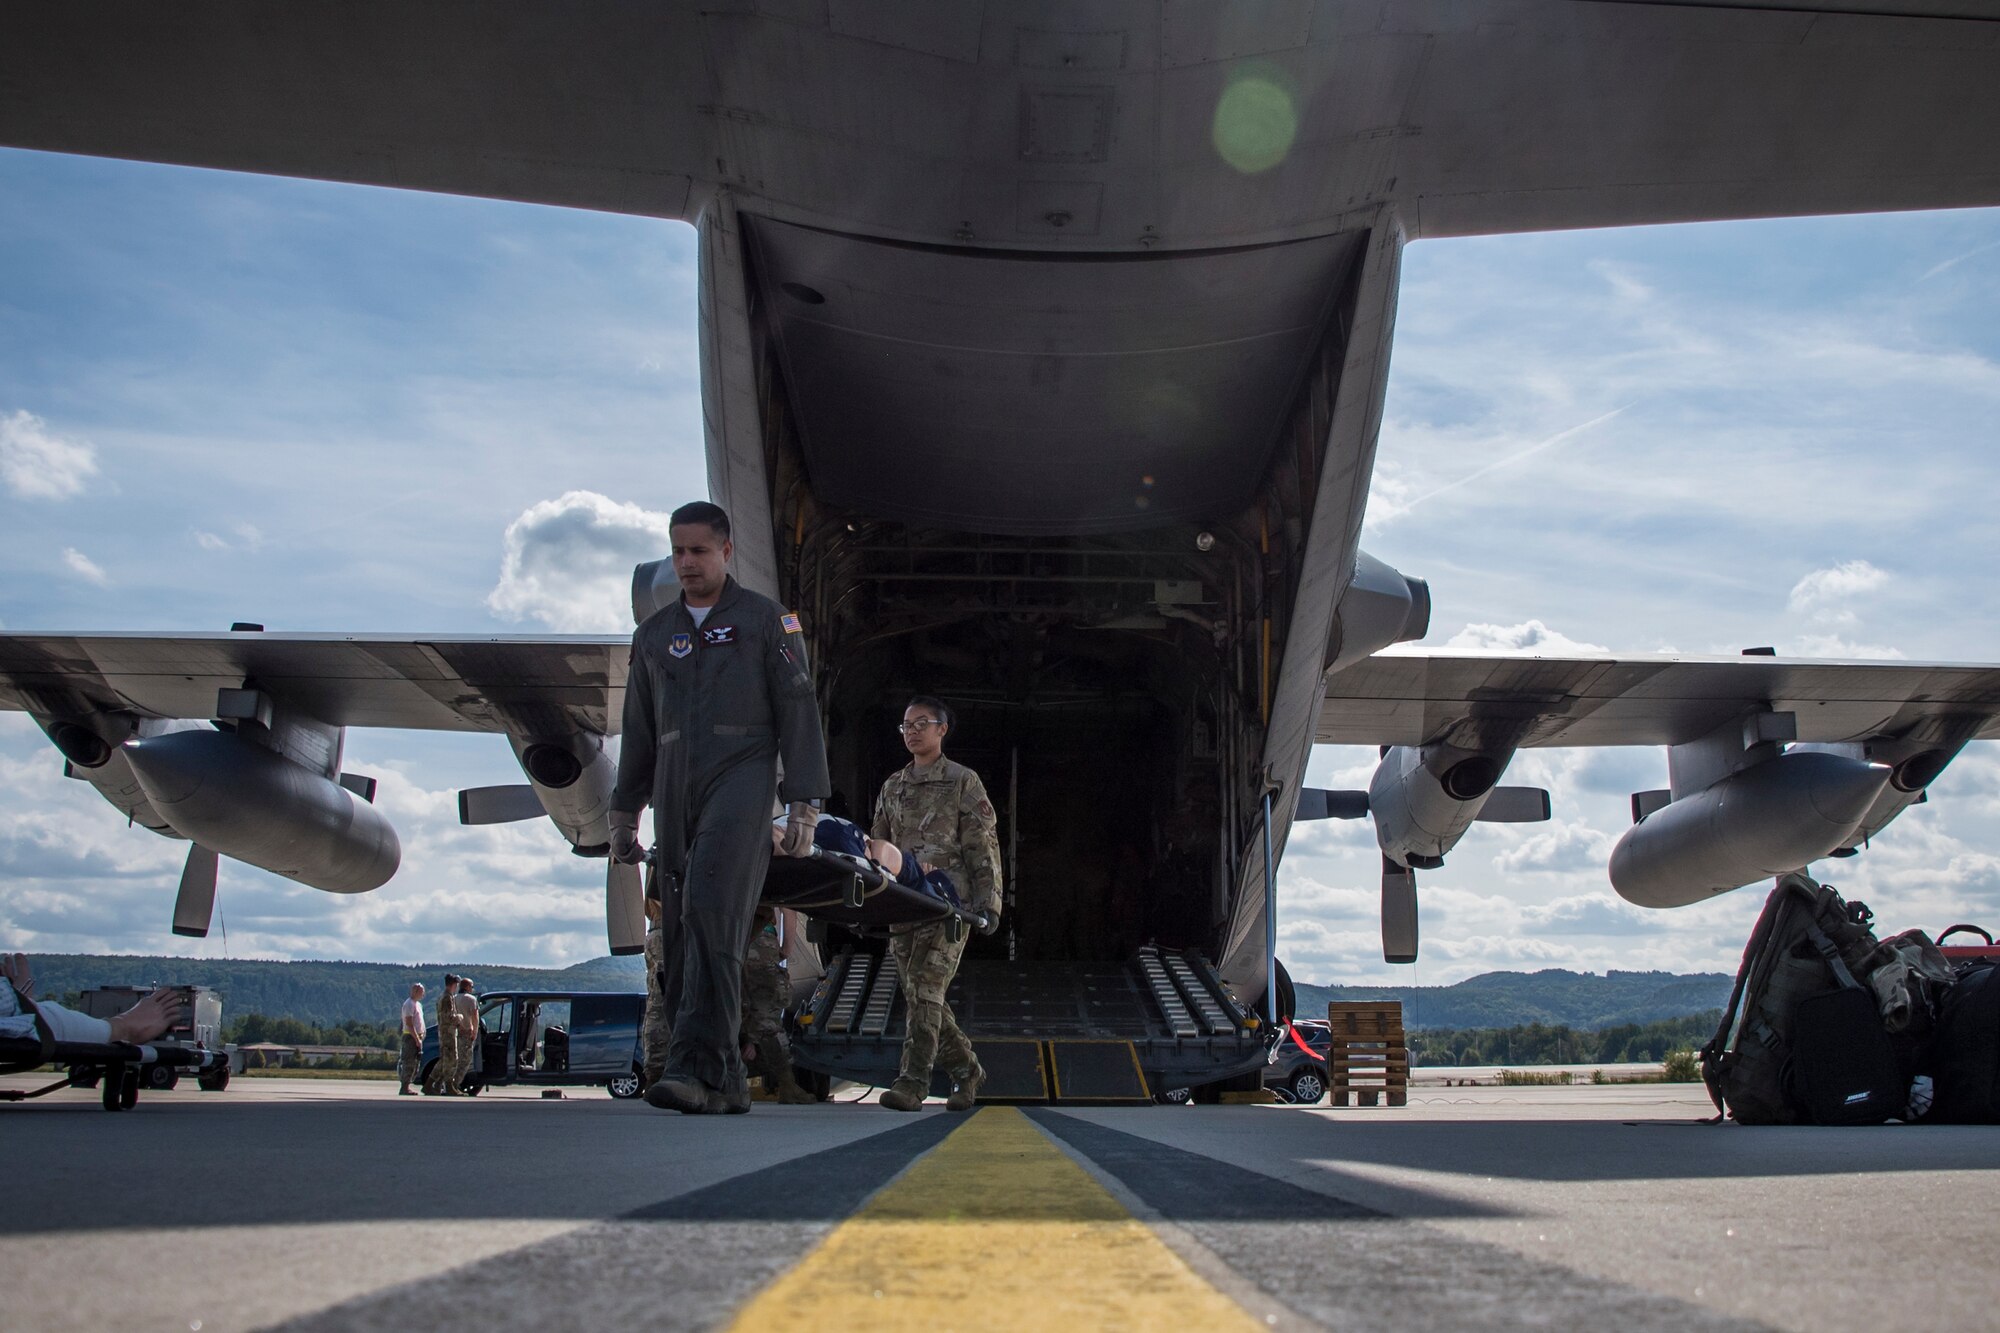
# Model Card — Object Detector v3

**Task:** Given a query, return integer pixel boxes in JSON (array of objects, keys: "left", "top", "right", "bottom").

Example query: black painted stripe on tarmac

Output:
[
  {"left": 1030, "top": 1111, "right": 1772, "bottom": 1333},
  {"left": 264, "top": 1114, "right": 961, "bottom": 1333}
]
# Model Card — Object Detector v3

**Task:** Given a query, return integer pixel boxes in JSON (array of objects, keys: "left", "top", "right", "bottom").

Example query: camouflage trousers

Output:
[
  {"left": 741, "top": 917, "right": 791, "bottom": 1086},
  {"left": 444, "top": 1026, "right": 475, "bottom": 1089},
  {"left": 890, "top": 921, "right": 974, "bottom": 1091},
  {"left": 398, "top": 1033, "right": 422, "bottom": 1089},
  {"left": 429, "top": 1026, "right": 460, "bottom": 1094},
  {"left": 648, "top": 916, "right": 797, "bottom": 1090},
  {"left": 642, "top": 924, "right": 670, "bottom": 1087}
]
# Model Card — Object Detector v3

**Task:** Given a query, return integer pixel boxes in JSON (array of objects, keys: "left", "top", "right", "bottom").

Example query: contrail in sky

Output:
[
  {"left": 1919, "top": 238, "right": 2000, "bottom": 282},
  {"left": 1398, "top": 405, "right": 1628, "bottom": 513}
]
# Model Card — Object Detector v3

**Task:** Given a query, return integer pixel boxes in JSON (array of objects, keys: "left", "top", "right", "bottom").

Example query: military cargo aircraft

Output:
[{"left": 5, "top": 2, "right": 2000, "bottom": 1096}]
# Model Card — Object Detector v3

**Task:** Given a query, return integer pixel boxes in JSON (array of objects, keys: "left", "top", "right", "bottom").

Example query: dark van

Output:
[{"left": 422, "top": 991, "right": 646, "bottom": 1099}]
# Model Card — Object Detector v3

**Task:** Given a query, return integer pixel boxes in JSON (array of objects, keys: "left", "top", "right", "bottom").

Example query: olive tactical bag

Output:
[{"left": 1700, "top": 873, "right": 1905, "bottom": 1125}]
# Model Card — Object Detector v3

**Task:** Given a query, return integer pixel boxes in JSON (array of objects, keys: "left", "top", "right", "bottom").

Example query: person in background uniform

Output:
[
  {"left": 740, "top": 906, "right": 815, "bottom": 1103},
  {"left": 870, "top": 695, "right": 1002, "bottom": 1113},
  {"left": 610, "top": 501, "right": 831, "bottom": 1116},
  {"left": 429, "top": 973, "right": 459, "bottom": 1094},
  {"left": 398, "top": 982, "right": 426, "bottom": 1095},
  {"left": 641, "top": 892, "right": 670, "bottom": 1088},
  {"left": 448, "top": 976, "right": 478, "bottom": 1090}
]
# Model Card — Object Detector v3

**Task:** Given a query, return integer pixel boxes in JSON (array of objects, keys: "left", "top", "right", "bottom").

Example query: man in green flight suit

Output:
[{"left": 611, "top": 501, "right": 830, "bottom": 1115}]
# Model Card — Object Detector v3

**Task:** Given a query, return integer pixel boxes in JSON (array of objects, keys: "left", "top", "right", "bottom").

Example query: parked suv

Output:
[
  {"left": 1264, "top": 1020, "right": 1332, "bottom": 1104},
  {"left": 422, "top": 991, "right": 646, "bottom": 1099}
]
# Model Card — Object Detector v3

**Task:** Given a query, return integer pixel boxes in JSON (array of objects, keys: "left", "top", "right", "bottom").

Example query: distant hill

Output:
[
  {"left": 28, "top": 954, "right": 1731, "bottom": 1032},
  {"left": 1294, "top": 968, "right": 1733, "bottom": 1031},
  {"left": 31, "top": 953, "right": 646, "bottom": 1027}
]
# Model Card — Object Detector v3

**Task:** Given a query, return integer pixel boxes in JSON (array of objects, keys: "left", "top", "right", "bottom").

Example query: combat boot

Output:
[
  {"left": 945, "top": 1059, "right": 985, "bottom": 1113},
  {"left": 879, "top": 1079, "right": 927, "bottom": 1111},
  {"left": 753, "top": 1044, "right": 819, "bottom": 1105},
  {"left": 644, "top": 1074, "right": 711, "bottom": 1115},
  {"left": 719, "top": 1071, "right": 753, "bottom": 1115}
]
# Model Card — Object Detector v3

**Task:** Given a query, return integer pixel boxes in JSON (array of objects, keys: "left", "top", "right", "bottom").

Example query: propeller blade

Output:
[
  {"left": 458, "top": 784, "right": 547, "bottom": 825},
  {"left": 606, "top": 860, "right": 647, "bottom": 956},
  {"left": 1294, "top": 787, "right": 1370, "bottom": 821},
  {"left": 1381, "top": 856, "right": 1419, "bottom": 964},
  {"left": 173, "top": 844, "right": 220, "bottom": 938},
  {"left": 1475, "top": 787, "right": 1552, "bottom": 823}
]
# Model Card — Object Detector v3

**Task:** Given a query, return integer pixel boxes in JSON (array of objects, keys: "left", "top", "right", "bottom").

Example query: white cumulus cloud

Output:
[
  {"left": 1789, "top": 559, "right": 1889, "bottom": 612},
  {"left": 0, "top": 409, "right": 99, "bottom": 500},
  {"left": 60, "top": 547, "right": 108, "bottom": 586},
  {"left": 1435, "top": 620, "right": 1611, "bottom": 655},
  {"left": 487, "top": 490, "right": 676, "bottom": 632},
  {"left": 1790, "top": 634, "right": 1907, "bottom": 660}
]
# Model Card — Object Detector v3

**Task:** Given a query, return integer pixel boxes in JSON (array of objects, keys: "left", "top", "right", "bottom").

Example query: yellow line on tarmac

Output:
[{"left": 727, "top": 1106, "right": 1261, "bottom": 1331}]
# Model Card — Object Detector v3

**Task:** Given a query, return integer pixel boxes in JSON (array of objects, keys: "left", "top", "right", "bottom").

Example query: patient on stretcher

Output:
[
  {"left": 1, "top": 953, "right": 186, "bottom": 1045},
  {"left": 770, "top": 814, "right": 964, "bottom": 906}
]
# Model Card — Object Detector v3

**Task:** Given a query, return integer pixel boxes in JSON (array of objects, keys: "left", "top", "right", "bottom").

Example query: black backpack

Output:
[
  {"left": 1923, "top": 948, "right": 2000, "bottom": 1124},
  {"left": 1700, "top": 873, "right": 1905, "bottom": 1125}
]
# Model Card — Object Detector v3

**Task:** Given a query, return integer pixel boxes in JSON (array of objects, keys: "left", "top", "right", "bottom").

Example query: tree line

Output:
[
  {"left": 1405, "top": 1011, "right": 1719, "bottom": 1066},
  {"left": 224, "top": 1013, "right": 402, "bottom": 1049}
]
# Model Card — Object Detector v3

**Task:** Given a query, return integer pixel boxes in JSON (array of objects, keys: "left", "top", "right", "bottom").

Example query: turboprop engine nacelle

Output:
[
  {"left": 510, "top": 733, "right": 618, "bottom": 855},
  {"left": 38, "top": 712, "right": 202, "bottom": 835},
  {"left": 1326, "top": 551, "right": 1431, "bottom": 674},
  {"left": 457, "top": 732, "right": 618, "bottom": 855},
  {"left": 1369, "top": 742, "right": 1519, "bottom": 868},
  {"left": 457, "top": 730, "right": 637, "bottom": 956},
  {"left": 123, "top": 729, "right": 401, "bottom": 894},
  {"left": 1300, "top": 744, "right": 1547, "bottom": 965},
  {"left": 1792, "top": 737, "right": 1968, "bottom": 855},
  {"left": 1609, "top": 748, "right": 1889, "bottom": 908}
]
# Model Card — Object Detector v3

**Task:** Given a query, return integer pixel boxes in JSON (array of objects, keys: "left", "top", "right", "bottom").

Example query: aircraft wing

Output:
[
  {"left": 3, "top": 2, "right": 1999, "bottom": 244},
  {"left": 0, "top": 632, "right": 629, "bottom": 737},
  {"left": 1318, "top": 651, "right": 2000, "bottom": 750}
]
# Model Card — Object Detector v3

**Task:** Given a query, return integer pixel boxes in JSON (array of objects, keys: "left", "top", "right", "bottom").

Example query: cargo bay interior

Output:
[{"left": 736, "top": 214, "right": 1366, "bottom": 1091}]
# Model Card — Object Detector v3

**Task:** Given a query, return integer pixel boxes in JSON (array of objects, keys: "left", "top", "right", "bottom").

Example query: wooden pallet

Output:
[{"left": 1326, "top": 1001, "right": 1408, "bottom": 1107}]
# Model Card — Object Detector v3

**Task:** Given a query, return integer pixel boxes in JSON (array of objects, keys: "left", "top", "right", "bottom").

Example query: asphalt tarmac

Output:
[{"left": 4, "top": 1074, "right": 1996, "bottom": 1331}]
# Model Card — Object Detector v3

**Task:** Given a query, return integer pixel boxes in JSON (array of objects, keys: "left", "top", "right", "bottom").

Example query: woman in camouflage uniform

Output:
[{"left": 869, "top": 696, "right": 1002, "bottom": 1112}]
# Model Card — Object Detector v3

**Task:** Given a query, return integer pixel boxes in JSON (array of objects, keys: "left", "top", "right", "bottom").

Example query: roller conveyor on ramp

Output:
[{"left": 792, "top": 950, "right": 1263, "bottom": 1101}]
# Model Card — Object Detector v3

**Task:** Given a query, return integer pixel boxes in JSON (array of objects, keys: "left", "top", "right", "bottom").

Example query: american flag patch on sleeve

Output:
[{"left": 781, "top": 613, "right": 803, "bottom": 634}]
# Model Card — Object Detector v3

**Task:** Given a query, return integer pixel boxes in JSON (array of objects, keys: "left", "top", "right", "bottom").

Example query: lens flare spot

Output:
[{"left": 1212, "top": 73, "right": 1298, "bottom": 175}]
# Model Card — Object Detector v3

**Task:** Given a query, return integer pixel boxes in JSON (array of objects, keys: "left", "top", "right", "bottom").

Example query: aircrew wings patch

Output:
[{"left": 781, "top": 612, "right": 803, "bottom": 634}]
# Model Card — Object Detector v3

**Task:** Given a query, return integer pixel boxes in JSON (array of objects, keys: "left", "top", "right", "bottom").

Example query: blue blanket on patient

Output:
[{"left": 811, "top": 815, "right": 963, "bottom": 908}]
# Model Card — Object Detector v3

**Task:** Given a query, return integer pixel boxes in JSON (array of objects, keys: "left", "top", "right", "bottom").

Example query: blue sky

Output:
[{"left": 4, "top": 147, "right": 2000, "bottom": 984}]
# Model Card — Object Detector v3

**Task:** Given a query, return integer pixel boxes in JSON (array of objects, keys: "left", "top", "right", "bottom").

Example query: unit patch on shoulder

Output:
[
  {"left": 702, "top": 625, "right": 737, "bottom": 645},
  {"left": 668, "top": 633, "right": 693, "bottom": 659},
  {"left": 781, "top": 613, "right": 803, "bottom": 634}
]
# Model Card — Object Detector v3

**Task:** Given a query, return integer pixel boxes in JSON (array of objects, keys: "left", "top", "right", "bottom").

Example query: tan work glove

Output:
[
  {"left": 609, "top": 809, "right": 646, "bottom": 865},
  {"left": 778, "top": 801, "right": 819, "bottom": 858}
]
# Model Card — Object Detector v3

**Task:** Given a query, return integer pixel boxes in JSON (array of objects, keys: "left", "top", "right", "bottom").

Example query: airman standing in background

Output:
[
  {"left": 398, "top": 981, "right": 426, "bottom": 1095},
  {"left": 871, "top": 695, "right": 1002, "bottom": 1112},
  {"left": 641, "top": 893, "right": 669, "bottom": 1087},
  {"left": 429, "top": 973, "right": 459, "bottom": 1094},
  {"left": 448, "top": 976, "right": 478, "bottom": 1091},
  {"left": 740, "top": 907, "right": 815, "bottom": 1103}
]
